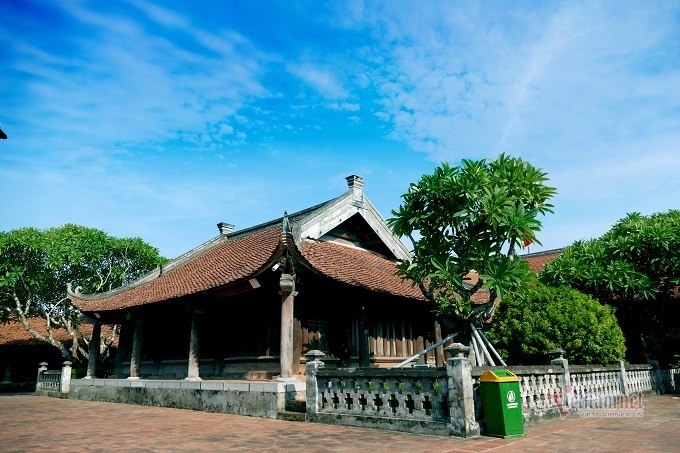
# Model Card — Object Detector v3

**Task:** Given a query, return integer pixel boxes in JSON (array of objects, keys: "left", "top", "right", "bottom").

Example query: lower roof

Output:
[
  {"left": 71, "top": 227, "right": 282, "bottom": 312},
  {"left": 301, "top": 240, "right": 424, "bottom": 300},
  {"left": 0, "top": 318, "right": 113, "bottom": 346}
]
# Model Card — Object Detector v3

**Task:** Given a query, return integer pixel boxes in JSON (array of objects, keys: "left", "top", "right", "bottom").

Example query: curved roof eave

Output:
[{"left": 70, "top": 226, "right": 286, "bottom": 313}]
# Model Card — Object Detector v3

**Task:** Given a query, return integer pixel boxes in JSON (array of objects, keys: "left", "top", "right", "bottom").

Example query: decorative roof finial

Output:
[
  {"left": 345, "top": 175, "right": 365, "bottom": 191},
  {"left": 345, "top": 175, "right": 365, "bottom": 204},
  {"left": 282, "top": 211, "right": 291, "bottom": 233},
  {"left": 217, "top": 222, "right": 234, "bottom": 235}
]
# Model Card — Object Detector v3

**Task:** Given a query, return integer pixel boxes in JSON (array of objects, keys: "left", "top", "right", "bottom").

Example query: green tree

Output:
[
  {"left": 388, "top": 154, "right": 556, "bottom": 328},
  {"left": 540, "top": 210, "right": 680, "bottom": 363},
  {"left": 0, "top": 224, "right": 166, "bottom": 363},
  {"left": 485, "top": 285, "right": 626, "bottom": 365}
]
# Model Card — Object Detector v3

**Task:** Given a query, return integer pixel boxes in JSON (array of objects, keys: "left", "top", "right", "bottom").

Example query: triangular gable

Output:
[{"left": 295, "top": 176, "right": 411, "bottom": 261}]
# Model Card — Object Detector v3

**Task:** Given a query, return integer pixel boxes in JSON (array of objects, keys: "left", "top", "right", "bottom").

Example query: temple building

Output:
[{"left": 68, "top": 176, "right": 453, "bottom": 382}]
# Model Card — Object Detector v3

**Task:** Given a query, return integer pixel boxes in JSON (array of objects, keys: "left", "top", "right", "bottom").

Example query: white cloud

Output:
[
  {"left": 287, "top": 62, "right": 348, "bottom": 99},
  {"left": 7, "top": 1, "right": 271, "bottom": 155},
  {"left": 329, "top": 102, "right": 360, "bottom": 111},
  {"left": 338, "top": 1, "right": 680, "bottom": 167},
  {"left": 218, "top": 124, "right": 234, "bottom": 136}
]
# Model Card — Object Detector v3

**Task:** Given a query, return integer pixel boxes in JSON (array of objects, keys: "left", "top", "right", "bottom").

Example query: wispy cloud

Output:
[
  {"left": 1, "top": 0, "right": 678, "bottom": 257},
  {"left": 287, "top": 62, "right": 348, "bottom": 99},
  {"left": 338, "top": 1, "right": 680, "bottom": 164},
  {"left": 7, "top": 1, "right": 270, "bottom": 155}
]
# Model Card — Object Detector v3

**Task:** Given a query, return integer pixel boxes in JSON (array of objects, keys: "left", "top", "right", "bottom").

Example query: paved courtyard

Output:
[{"left": 0, "top": 393, "right": 678, "bottom": 452}]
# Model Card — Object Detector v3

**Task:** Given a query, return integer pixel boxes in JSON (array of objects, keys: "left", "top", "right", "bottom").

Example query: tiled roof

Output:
[
  {"left": 0, "top": 318, "right": 114, "bottom": 346},
  {"left": 301, "top": 240, "right": 425, "bottom": 300},
  {"left": 522, "top": 249, "right": 563, "bottom": 274},
  {"left": 71, "top": 227, "right": 282, "bottom": 312}
]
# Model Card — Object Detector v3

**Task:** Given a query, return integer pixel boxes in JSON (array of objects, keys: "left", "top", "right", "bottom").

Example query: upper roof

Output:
[{"left": 69, "top": 176, "right": 422, "bottom": 312}]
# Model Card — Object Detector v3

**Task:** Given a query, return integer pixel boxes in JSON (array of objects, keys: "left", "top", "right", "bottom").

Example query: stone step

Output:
[{"left": 277, "top": 410, "right": 306, "bottom": 422}]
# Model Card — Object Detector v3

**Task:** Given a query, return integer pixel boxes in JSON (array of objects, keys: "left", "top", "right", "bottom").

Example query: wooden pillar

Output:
[
  {"left": 358, "top": 306, "right": 370, "bottom": 368},
  {"left": 85, "top": 322, "right": 101, "bottom": 379},
  {"left": 128, "top": 319, "right": 144, "bottom": 379},
  {"left": 186, "top": 310, "right": 203, "bottom": 381},
  {"left": 1, "top": 362, "right": 11, "bottom": 383},
  {"left": 278, "top": 273, "right": 297, "bottom": 380},
  {"left": 434, "top": 320, "right": 445, "bottom": 366},
  {"left": 293, "top": 315, "right": 302, "bottom": 375},
  {"left": 114, "top": 320, "right": 133, "bottom": 378}
]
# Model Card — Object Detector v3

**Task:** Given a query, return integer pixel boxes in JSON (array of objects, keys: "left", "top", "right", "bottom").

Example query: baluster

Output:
[{"left": 521, "top": 376, "right": 531, "bottom": 409}]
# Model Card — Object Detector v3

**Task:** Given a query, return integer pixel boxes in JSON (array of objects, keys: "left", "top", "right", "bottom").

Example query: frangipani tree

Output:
[
  {"left": 388, "top": 155, "right": 556, "bottom": 355},
  {"left": 0, "top": 224, "right": 166, "bottom": 364}
]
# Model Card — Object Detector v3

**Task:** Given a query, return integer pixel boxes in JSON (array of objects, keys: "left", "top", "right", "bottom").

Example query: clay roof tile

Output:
[
  {"left": 71, "top": 227, "right": 282, "bottom": 312},
  {"left": 301, "top": 240, "right": 424, "bottom": 300}
]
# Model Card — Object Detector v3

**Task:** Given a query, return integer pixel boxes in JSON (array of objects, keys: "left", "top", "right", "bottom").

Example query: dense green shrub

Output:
[
  {"left": 485, "top": 285, "right": 626, "bottom": 365},
  {"left": 539, "top": 210, "right": 680, "bottom": 364}
]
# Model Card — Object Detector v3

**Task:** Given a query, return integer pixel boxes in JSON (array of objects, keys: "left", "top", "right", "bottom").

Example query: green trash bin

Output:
[{"left": 479, "top": 369, "right": 525, "bottom": 438}]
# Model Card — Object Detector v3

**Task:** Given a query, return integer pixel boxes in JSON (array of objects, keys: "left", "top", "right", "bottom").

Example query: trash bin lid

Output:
[{"left": 479, "top": 369, "right": 519, "bottom": 382}]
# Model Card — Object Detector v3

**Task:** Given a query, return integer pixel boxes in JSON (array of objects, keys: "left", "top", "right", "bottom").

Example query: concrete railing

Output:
[
  {"left": 471, "top": 353, "right": 680, "bottom": 424},
  {"left": 35, "top": 361, "right": 72, "bottom": 394},
  {"left": 314, "top": 368, "right": 449, "bottom": 421},
  {"left": 306, "top": 346, "right": 680, "bottom": 438},
  {"left": 305, "top": 345, "right": 479, "bottom": 438}
]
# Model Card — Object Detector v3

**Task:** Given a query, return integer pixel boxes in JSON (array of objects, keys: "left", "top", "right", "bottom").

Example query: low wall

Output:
[
  {"left": 305, "top": 346, "right": 479, "bottom": 438},
  {"left": 470, "top": 362, "right": 680, "bottom": 426},
  {"left": 306, "top": 346, "right": 680, "bottom": 438},
  {"left": 309, "top": 367, "right": 451, "bottom": 436},
  {"left": 69, "top": 378, "right": 305, "bottom": 419},
  {"left": 0, "top": 382, "right": 35, "bottom": 393}
]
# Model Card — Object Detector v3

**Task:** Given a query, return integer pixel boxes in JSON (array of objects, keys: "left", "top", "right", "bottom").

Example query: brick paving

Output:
[{"left": 0, "top": 393, "right": 678, "bottom": 452}]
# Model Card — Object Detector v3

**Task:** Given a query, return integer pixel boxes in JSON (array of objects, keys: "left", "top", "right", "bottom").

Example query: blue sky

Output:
[{"left": 1, "top": 0, "right": 679, "bottom": 259}]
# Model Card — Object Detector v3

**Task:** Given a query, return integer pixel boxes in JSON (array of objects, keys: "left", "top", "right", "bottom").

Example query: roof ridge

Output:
[
  {"left": 520, "top": 248, "right": 564, "bottom": 258},
  {"left": 224, "top": 197, "right": 338, "bottom": 240}
]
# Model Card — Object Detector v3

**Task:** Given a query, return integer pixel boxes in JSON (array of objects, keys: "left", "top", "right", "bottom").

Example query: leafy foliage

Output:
[
  {"left": 486, "top": 285, "right": 626, "bottom": 365},
  {"left": 539, "top": 210, "right": 680, "bottom": 363},
  {"left": 0, "top": 224, "right": 166, "bottom": 362},
  {"left": 388, "top": 154, "right": 556, "bottom": 323},
  {"left": 540, "top": 210, "right": 680, "bottom": 301}
]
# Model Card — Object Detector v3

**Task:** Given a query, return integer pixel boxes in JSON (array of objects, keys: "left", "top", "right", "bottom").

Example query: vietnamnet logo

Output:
[{"left": 552, "top": 384, "right": 645, "bottom": 419}]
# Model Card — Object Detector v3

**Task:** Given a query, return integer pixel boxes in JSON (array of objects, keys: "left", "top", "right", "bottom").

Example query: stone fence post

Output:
[
  {"left": 619, "top": 360, "right": 630, "bottom": 395},
  {"left": 36, "top": 362, "right": 48, "bottom": 388},
  {"left": 549, "top": 348, "right": 570, "bottom": 386},
  {"left": 648, "top": 359, "right": 664, "bottom": 394},
  {"left": 444, "top": 343, "right": 480, "bottom": 438},
  {"left": 60, "top": 361, "right": 72, "bottom": 393},
  {"left": 305, "top": 350, "right": 325, "bottom": 420},
  {"left": 549, "top": 349, "right": 572, "bottom": 406}
]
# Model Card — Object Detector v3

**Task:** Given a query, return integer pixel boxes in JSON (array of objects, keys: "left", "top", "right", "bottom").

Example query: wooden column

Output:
[
  {"left": 434, "top": 320, "right": 445, "bottom": 366},
  {"left": 1, "top": 362, "right": 11, "bottom": 383},
  {"left": 293, "top": 315, "right": 302, "bottom": 375},
  {"left": 186, "top": 310, "right": 203, "bottom": 381},
  {"left": 85, "top": 322, "right": 101, "bottom": 379},
  {"left": 128, "top": 319, "right": 144, "bottom": 379},
  {"left": 113, "top": 320, "right": 133, "bottom": 378},
  {"left": 278, "top": 273, "right": 297, "bottom": 380},
  {"left": 358, "top": 306, "right": 370, "bottom": 368}
]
